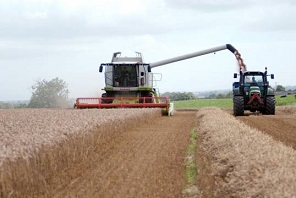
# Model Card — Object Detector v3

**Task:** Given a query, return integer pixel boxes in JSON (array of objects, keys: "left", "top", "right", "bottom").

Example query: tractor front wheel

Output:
[
  {"left": 264, "top": 96, "right": 275, "bottom": 115},
  {"left": 233, "top": 96, "right": 244, "bottom": 116}
]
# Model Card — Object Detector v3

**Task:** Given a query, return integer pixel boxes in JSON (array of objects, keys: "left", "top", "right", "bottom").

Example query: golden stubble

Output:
[{"left": 197, "top": 107, "right": 296, "bottom": 198}]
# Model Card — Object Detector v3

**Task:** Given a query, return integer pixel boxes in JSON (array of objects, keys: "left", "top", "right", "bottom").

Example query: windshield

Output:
[
  {"left": 244, "top": 75, "right": 263, "bottom": 86},
  {"left": 113, "top": 65, "right": 138, "bottom": 87}
]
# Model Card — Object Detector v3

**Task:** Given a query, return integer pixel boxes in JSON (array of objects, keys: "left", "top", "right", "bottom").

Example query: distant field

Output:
[
  {"left": 276, "top": 94, "right": 296, "bottom": 106},
  {"left": 173, "top": 95, "right": 296, "bottom": 109},
  {"left": 173, "top": 98, "right": 232, "bottom": 109}
]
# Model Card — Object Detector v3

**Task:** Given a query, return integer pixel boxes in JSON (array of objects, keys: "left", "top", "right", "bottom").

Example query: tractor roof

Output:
[{"left": 243, "top": 71, "right": 265, "bottom": 75}]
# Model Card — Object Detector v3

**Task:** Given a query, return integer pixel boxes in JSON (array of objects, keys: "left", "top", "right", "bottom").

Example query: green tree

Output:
[
  {"left": 225, "top": 91, "right": 233, "bottom": 98},
  {"left": 208, "top": 93, "right": 217, "bottom": 99},
  {"left": 0, "top": 102, "right": 13, "bottom": 109},
  {"left": 216, "top": 93, "right": 225, "bottom": 99},
  {"left": 28, "top": 77, "right": 69, "bottom": 108},
  {"left": 276, "top": 85, "right": 286, "bottom": 92}
]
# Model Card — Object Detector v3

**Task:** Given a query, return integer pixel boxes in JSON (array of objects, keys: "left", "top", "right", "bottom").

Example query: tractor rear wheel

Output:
[
  {"left": 264, "top": 96, "right": 275, "bottom": 115},
  {"left": 233, "top": 96, "right": 244, "bottom": 116}
]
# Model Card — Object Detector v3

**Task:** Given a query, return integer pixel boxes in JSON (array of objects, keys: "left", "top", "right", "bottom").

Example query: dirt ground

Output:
[
  {"left": 53, "top": 111, "right": 196, "bottom": 198},
  {"left": 237, "top": 109, "right": 296, "bottom": 149}
]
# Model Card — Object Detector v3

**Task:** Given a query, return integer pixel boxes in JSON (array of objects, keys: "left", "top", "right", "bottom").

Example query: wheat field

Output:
[
  {"left": 1, "top": 107, "right": 296, "bottom": 197},
  {"left": 0, "top": 108, "right": 161, "bottom": 197},
  {"left": 196, "top": 107, "right": 296, "bottom": 197}
]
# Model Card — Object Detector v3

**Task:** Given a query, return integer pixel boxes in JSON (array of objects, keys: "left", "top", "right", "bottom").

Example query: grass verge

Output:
[{"left": 183, "top": 128, "right": 198, "bottom": 197}]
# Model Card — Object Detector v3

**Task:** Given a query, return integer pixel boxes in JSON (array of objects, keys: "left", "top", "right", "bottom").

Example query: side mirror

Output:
[
  {"left": 271, "top": 74, "right": 274, "bottom": 79},
  {"left": 99, "top": 65, "right": 103, "bottom": 73},
  {"left": 148, "top": 65, "right": 151, "bottom": 73},
  {"left": 233, "top": 73, "right": 237, "bottom": 78}
]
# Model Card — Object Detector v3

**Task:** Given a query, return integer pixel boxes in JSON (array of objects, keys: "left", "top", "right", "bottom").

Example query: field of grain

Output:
[
  {"left": 196, "top": 107, "right": 296, "bottom": 197},
  {"left": 0, "top": 108, "right": 162, "bottom": 197},
  {"left": 1, "top": 106, "right": 296, "bottom": 197}
]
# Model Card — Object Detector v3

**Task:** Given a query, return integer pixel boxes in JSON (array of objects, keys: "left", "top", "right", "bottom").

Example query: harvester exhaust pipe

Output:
[{"left": 149, "top": 44, "right": 246, "bottom": 72}]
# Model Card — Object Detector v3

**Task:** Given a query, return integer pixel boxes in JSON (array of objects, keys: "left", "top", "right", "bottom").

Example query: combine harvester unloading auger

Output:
[{"left": 75, "top": 44, "right": 245, "bottom": 115}]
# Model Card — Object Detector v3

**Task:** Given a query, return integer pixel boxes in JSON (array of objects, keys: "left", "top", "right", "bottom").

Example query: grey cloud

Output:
[
  {"left": 0, "top": 0, "right": 241, "bottom": 42},
  {"left": 164, "top": 0, "right": 251, "bottom": 12},
  {"left": 164, "top": 0, "right": 296, "bottom": 12},
  {"left": 163, "top": 0, "right": 296, "bottom": 32},
  {"left": 0, "top": 2, "right": 176, "bottom": 40},
  {"left": 245, "top": 4, "right": 296, "bottom": 32}
]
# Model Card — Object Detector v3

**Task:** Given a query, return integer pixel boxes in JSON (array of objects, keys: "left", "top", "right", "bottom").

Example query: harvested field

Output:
[
  {"left": 237, "top": 106, "right": 296, "bottom": 149},
  {"left": 0, "top": 109, "right": 196, "bottom": 197},
  {"left": 1, "top": 107, "right": 296, "bottom": 197},
  {"left": 196, "top": 107, "right": 296, "bottom": 197}
]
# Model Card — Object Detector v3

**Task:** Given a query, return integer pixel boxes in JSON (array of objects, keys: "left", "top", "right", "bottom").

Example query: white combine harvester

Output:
[{"left": 75, "top": 44, "right": 242, "bottom": 115}]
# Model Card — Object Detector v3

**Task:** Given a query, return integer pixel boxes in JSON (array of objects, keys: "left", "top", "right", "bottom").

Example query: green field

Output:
[
  {"left": 275, "top": 94, "right": 296, "bottom": 106},
  {"left": 173, "top": 95, "right": 296, "bottom": 109},
  {"left": 173, "top": 98, "right": 232, "bottom": 109}
]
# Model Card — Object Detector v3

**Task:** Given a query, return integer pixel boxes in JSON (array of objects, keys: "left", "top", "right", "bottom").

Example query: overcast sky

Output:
[{"left": 1, "top": 0, "right": 296, "bottom": 101}]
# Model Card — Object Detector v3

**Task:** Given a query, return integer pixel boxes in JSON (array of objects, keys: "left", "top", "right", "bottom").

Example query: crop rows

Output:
[
  {"left": 0, "top": 108, "right": 161, "bottom": 197},
  {"left": 196, "top": 107, "right": 296, "bottom": 197}
]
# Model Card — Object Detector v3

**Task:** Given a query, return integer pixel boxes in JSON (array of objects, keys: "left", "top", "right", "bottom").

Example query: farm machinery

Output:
[
  {"left": 233, "top": 68, "right": 275, "bottom": 116},
  {"left": 75, "top": 44, "right": 244, "bottom": 115}
]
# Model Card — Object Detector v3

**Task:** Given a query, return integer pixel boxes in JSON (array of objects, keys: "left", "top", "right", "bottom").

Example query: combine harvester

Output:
[{"left": 75, "top": 44, "right": 245, "bottom": 115}]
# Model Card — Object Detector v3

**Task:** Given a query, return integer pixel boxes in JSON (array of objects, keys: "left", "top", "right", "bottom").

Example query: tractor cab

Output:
[{"left": 243, "top": 72, "right": 265, "bottom": 97}]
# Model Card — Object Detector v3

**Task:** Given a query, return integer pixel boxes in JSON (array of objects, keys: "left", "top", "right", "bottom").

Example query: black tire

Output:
[
  {"left": 140, "top": 92, "right": 154, "bottom": 103},
  {"left": 233, "top": 96, "right": 244, "bottom": 116},
  {"left": 101, "top": 93, "right": 113, "bottom": 104},
  {"left": 145, "top": 92, "right": 154, "bottom": 103},
  {"left": 264, "top": 96, "right": 275, "bottom": 115},
  {"left": 101, "top": 93, "right": 107, "bottom": 104}
]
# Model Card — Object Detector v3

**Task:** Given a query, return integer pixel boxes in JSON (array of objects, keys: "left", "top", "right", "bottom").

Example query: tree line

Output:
[
  {"left": 161, "top": 83, "right": 296, "bottom": 101},
  {"left": 0, "top": 80, "right": 294, "bottom": 109},
  {"left": 161, "top": 91, "right": 233, "bottom": 101}
]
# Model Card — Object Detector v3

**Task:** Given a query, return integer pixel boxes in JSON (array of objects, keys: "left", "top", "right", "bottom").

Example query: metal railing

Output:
[{"left": 75, "top": 96, "right": 170, "bottom": 109}]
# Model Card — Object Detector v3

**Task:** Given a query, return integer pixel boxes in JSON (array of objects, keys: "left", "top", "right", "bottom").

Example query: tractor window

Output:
[
  {"left": 244, "top": 75, "right": 263, "bottom": 86},
  {"left": 113, "top": 65, "right": 138, "bottom": 87}
]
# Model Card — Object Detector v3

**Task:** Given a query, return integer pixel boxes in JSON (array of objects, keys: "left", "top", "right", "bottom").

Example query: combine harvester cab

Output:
[
  {"left": 75, "top": 52, "right": 174, "bottom": 115},
  {"left": 233, "top": 67, "right": 275, "bottom": 116}
]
